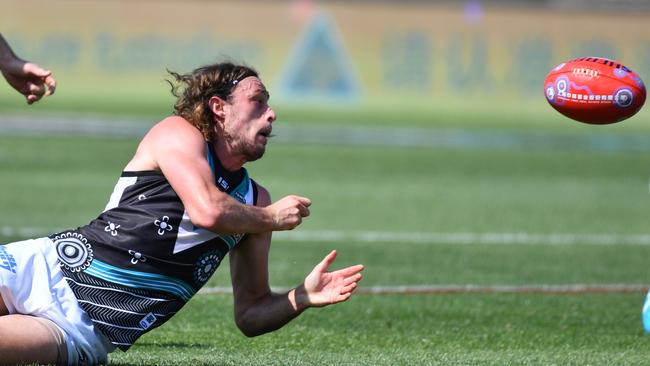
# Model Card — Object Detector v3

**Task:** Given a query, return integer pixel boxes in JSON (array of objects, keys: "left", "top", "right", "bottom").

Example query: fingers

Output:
[
  {"left": 25, "top": 82, "right": 46, "bottom": 104},
  {"left": 20, "top": 62, "right": 56, "bottom": 102},
  {"left": 339, "top": 266, "right": 363, "bottom": 294},
  {"left": 22, "top": 62, "right": 50, "bottom": 78},
  {"left": 28, "top": 82, "right": 45, "bottom": 95},
  {"left": 334, "top": 278, "right": 361, "bottom": 303},
  {"left": 340, "top": 270, "right": 363, "bottom": 294},
  {"left": 342, "top": 272, "right": 363, "bottom": 287},
  {"left": 269, "top": 195, "right": 312, "bottom": 231},
  {"left": 43, "top": 74, "right": 56, "bottom": 95},
  {"left": 338, "top": 264, "right": 365, "bottom": 277},
  {"left": 339, "top": 281, "right": 358, "bottom": 296},
  {"left": 288, "top": 195, "right": 311, "bottom": 217},
  {"left": 294, "top": 195, "right": 311, "bottom": 207},
  {"left": 337, "top": 292, "right": 353, "bottom": 302},
  {"left": 302, "top": 252, "right": 364, "bottom": 306},
  {"left": 314, "top": 250, "right": 337, "bottom": 273},
  {"left": 334, "top": 265, "right": 363, "bottom": 302},
  {"left": 297, "top": 203, "right": 310, "bottom": 218}
]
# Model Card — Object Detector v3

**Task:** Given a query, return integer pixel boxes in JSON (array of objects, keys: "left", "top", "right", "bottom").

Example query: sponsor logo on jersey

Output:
[
  {"left": 217, "top": 177, "right": 229, "bottom": 190},
  {"left": 139, "top": 313, "right": 157, "bottom": 330}
]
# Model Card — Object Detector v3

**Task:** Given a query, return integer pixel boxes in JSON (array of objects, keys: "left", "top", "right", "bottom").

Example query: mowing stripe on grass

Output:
[
  {"left": 199, "top": 284, "right": 649, "bottom": 295},
  {"left": 0, "top": 226, "right": 57, "bottom": 238},
  {"left": 3, "top": 115, "right": 650, "bottom": 152},
  {"left": 4, "top": 226, "right": 650, "bottom": 246}
]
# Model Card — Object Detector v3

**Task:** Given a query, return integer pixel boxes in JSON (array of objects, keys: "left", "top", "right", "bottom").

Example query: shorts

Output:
[{"left": 0, "top": 238, "right": 115, "bottom": 365}]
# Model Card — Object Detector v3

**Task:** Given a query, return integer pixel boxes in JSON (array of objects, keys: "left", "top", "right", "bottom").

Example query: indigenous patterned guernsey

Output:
[{"left": 49, "top": 144, "right": 258, "bottom": 350}]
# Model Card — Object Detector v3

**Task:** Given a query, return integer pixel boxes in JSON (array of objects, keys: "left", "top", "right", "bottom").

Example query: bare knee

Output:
[{"left": 0, "top": 315, "right": 61, "bottom": 365}]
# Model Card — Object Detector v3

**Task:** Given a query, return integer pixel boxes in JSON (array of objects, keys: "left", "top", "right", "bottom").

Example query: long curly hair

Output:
[{"left": 167, "top": 62, "right": 259, "bottom": 141}]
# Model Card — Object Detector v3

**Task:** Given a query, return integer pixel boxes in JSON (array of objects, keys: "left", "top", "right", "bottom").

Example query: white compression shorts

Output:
[{"left": 0, "top": 238, "right": 115, "bottom": 365}]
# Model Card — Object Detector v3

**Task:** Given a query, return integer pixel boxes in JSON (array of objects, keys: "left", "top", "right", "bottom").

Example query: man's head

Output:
[
  {"left": 209, "top": 75, "right": 276, "bottom": 162},
  {"left": 169, "top": 62, "right": 276, "bottom": 162}
]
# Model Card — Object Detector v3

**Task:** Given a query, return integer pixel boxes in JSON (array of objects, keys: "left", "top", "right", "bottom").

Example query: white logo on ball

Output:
[
  {"left": 614, "top": 89, "right": 633, "bottom": 108},
  {"left": 556, "top": 79, "right": 568, "bottom": 95},
  {"left": 546, "top": 86, "right": 555, "bottom": 101}
]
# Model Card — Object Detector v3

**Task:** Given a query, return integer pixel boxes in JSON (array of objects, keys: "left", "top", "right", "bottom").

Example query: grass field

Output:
[{"left": 2, "top": 117, "right": 650, "bottom": 364}]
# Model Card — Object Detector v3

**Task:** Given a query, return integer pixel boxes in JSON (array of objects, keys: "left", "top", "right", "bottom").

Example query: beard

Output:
[
  {"left": 218, "top": 115, "right": 269, "bottom": 162},
  {"left": 242, "top": 142, "right": 266, "bottom": 162},
  {"left": 223, "top": 132, "right": 266, "bottom": 162}
]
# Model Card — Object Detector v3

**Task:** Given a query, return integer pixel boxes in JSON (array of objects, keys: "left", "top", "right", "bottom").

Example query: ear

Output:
[{"left": 208, "top": 96, "right": 227, "bottom": 120}]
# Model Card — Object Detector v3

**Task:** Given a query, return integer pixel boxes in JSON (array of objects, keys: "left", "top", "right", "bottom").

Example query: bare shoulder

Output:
[
  {"left": 125, "top": 116, "right": 206, "bottom": 171},
  {"left": 254, "top": 182, "right": 272, "bottom": 207},
  {"left": 146, "top": 116, "right": 204, "bottom": 143}
]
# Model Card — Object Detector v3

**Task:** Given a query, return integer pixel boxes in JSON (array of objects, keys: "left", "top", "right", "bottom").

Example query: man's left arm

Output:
[{"left": 229, "top": 185, "right": 364, "bottom": 337}]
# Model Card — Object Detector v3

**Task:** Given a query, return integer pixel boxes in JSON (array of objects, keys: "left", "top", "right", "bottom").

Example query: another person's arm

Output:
[
  {"left": 0, "top": 34, "right": 56, "bottom": 104},
  {"left": 229, "top": 184, "right": 364, "bottom": 337}
]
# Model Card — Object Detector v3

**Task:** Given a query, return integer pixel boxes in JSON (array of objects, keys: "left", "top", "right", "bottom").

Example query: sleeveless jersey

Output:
[{"left": 48, "top": 145, "right": 258, "bottom": 351}]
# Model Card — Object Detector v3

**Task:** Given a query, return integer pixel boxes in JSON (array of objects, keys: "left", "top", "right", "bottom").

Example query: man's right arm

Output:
[{"left": 124, "top": 116, "right": 310, "bottom": 234}]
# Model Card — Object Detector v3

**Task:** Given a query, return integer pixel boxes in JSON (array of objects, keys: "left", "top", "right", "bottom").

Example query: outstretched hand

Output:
[
  {"left": 300, "top": 250, "right": 364, "bottom": 307},
  {"left": 1, "top": 59, "right": 56, "bottom": 104}
]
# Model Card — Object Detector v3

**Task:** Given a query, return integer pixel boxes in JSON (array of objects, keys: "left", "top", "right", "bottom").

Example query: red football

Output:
[{"left": 544, "top": 57, "right": 646, "bottom": 124}]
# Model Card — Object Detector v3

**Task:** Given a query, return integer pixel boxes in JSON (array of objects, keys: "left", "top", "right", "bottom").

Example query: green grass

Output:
[
  {"left": 1, "top": 130, "right": 650, "bottom": 365},
  {"left": 2, "top": 82, "right": 650, "bottom": 133},
  {"left": 3, "top": 134, "right": 650, "bottom": 235},
  {"left": 108, "top": 294, "right": 648, "bottom": 366}
]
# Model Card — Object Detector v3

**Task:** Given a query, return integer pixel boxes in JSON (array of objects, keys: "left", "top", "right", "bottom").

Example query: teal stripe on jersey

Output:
[
  {"left": 85, "top": 259, "right": 195, "bottom": 301},
  {"left": 231, "top": 173, "right": 249, "bottom": 202},
  {"left": 204, "top": 142, "right": 251, "bottom": 249},
  {"left": 206, "top": 143, "right": 216, "bottom": 177},
  {"left": 216, "top": 173, "right": 250, "bottom": 249},
  {"left": 216, "top": 234, "right": 236, "bottom": 248}
]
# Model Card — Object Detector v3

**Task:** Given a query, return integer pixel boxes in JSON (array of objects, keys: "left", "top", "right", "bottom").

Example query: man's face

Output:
[{"left": 221, "top": 76, "right": 276, "bottom": 161}]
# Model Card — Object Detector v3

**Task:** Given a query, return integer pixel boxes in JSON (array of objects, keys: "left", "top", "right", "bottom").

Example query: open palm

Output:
[{"left": 303, "top": 250, "right": 364, "bottom": 307}]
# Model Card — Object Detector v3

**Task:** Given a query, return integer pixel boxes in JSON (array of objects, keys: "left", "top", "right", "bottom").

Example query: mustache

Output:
[{"left": 258, "top": 127, "right": 274, "bottom": 137}]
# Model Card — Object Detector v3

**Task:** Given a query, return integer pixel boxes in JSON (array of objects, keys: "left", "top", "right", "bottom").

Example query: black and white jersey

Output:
[{"left": 49, "top": 144, "right": 258, "bottom": 351}]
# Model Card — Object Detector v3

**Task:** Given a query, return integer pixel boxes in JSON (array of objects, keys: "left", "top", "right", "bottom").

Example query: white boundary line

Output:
[
  {"left": 199, "top": 284, "right": 648, "bottom": 295},
  {"left": 5, "top": 227, "right": 650, "bottom": 246},
  {"left": 3, "top": 227, "right": 647, "bottom": 295},
  {"left": 274, "top": 230, "right": 650, "bottom": 246}
]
